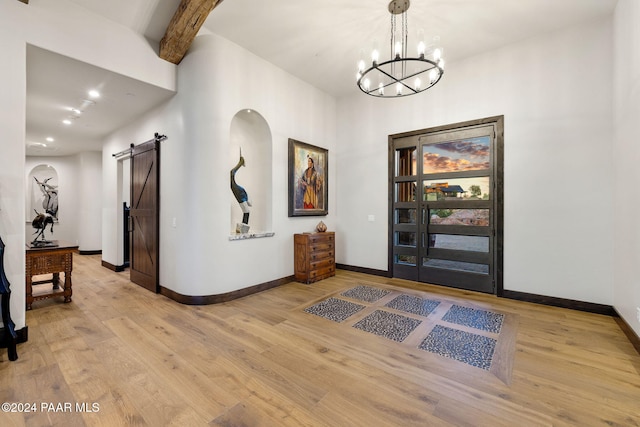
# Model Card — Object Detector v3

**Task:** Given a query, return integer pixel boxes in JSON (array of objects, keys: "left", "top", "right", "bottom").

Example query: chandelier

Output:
[{"left": 356, "top": 0, "right": 444, "bottom": 97}]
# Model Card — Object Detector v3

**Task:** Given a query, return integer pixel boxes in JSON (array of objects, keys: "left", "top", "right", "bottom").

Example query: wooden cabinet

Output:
[{"left": 294, "top": 232, "right": 335, "bottom": 283}]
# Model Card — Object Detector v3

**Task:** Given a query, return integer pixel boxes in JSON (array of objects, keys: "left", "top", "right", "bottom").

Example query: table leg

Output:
[
  {"left": 25, "top": 274, "right": 33, "bottom": 310},
  {"left": 63, "top": 269, "right": 72, "bottom": 303},
  {"left": 52, "top": 272, "right": 60, "bottom": 290}
]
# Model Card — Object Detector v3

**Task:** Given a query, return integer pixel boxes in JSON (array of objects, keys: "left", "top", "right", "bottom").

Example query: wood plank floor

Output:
[{"left": 1, "top": 254, "right": 639, "bottom": 426}]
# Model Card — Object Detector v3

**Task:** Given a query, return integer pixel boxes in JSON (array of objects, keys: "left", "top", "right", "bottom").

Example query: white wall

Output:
[
  {"left": 0, "top": 0, "right": 176, "bottom": 330},
  {"left": 77, "top": 151, "right": 102, "bottom": 251},
  {"left": 336, "top": 18, "right": 614, "bottom": 305},
  {"left": 613, "top": 0, "right": 640, "bottom": 335},
  {"left": 0, "top": 0, "right": 27, "bottom": 330},
  {"left": 101, "top": 34, "right": 337, "bottom": 297}
]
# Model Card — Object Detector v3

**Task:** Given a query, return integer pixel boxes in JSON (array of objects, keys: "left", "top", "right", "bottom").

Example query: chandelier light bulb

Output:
[
  {"left": 417, "top": 41, "right": 426, "bottom": 57},
  {"left": 429, "top": 69, "right": 438, "bottom": 84},
  {"left": 396, "top": 82, "right": 403, "bottom": 96},
  {"left": 394, "top": 41, "right": 402, "bottom": 58},
  {"left": 358, "top": 60, "right": 365, "bottom": 73},
  {"left": 378, "top": 82, "right": 385, "bottom": 95},
  {"left": 356, "top": 72, "right": 362, "bottom": 81},
  {"left": 414, "top": 78, "right": 422, "bottom": 91},
  {"left": 434, "top": 48, "right": 442, "bottom": 61},
  {"left": 364, "top": 78, "right": 371, "bottom": 91},
  {"left": 371, "top": 49, "right": 379, "bottom": 63}
]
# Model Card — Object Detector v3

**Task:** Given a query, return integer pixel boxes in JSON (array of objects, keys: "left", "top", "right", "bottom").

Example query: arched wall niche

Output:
[
  {"left": 229, "top": 109, "right": 273, "bottom": 235},
  {"left": 26, "top": 164, "right": 58, "bottom": 222}
]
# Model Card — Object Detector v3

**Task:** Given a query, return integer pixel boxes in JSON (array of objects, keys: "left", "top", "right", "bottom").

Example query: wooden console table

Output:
[{"left": 25, "top": 241, "right": 78, "bottom": 310}]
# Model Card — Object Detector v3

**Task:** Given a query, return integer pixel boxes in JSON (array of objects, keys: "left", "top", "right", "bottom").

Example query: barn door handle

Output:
[{"left": 128, "top": 216, "right": 133, "bottom": 232}]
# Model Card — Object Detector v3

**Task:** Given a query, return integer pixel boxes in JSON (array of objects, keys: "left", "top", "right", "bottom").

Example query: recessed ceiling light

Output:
[
  {"left": 88, "top": 89, "right": 100, "bottom": 98},
  {"left": 28, "top": 143, "right": 57, "bottom": 152},
  {"left": 62, "top": 119, "right": 72, "bottom": 125},
  {"left": 46, "top": 137, "right": 54, "bottom": 142}
]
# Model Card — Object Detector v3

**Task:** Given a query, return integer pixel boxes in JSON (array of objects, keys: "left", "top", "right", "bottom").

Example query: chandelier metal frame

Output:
[{"left": 356, "top": 0, "right": 444, "bottom": 98}]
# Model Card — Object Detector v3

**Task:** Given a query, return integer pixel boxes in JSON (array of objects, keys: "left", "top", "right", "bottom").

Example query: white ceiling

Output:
[
  {"left": 26, "top": 45, "right": 176, "bottom": 156},
  {"left": 25, "top": 0, "right": 617, "bottom": 157},
  {"left": 202, "top": 0, "right": 617, "bottom": 97}
]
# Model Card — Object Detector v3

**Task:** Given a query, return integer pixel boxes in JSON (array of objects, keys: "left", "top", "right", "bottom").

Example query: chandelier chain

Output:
[
  {"left": 402, "top": 8, "right": 408, "bottom": 77},
  {"left": 390, "top": 12, "right": 396, "bottom": 77}
]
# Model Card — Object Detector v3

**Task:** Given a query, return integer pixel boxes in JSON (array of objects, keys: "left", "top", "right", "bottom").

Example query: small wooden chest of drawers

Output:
[{"left": 294, "top": 232, "right": 335, "bottom": 284}]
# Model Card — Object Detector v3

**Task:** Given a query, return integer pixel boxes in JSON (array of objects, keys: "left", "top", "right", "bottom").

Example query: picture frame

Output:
[{"left": 288, "top": 138, "right": 328, "bottom": 217}]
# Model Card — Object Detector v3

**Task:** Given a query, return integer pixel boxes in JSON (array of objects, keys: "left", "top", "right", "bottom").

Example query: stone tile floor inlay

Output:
[
  {"left": 352, "top": 310, "right": 422, "bottom": 342},
  {"left": 385, "top": 294, "right": 441, "bottom": 317},
  {"left": 304, "top": 297, "right": 365, "bottom": 322},
  {"left": 442, "top": 305, "right": 505, "bottom": 333},
  {"left": 340, "top": 285, "right": 391, "bottom": 303},
  {"left": 418, "top": 325, "right": 497, "bottom": 370}
]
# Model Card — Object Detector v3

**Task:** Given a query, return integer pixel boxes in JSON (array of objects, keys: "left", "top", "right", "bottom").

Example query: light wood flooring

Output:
[{"left": 1, "top": 254, "right": 639, "bottom": 426}]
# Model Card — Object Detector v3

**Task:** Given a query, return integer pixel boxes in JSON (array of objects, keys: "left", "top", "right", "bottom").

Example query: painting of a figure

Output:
[{"left": 288, "top": 139, "right": 328, "bottom": 217}]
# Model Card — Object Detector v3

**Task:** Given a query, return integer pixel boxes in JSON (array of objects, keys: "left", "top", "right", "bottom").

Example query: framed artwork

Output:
[{"left": 288, "top": 138, "right": 328, "bottom": 217}]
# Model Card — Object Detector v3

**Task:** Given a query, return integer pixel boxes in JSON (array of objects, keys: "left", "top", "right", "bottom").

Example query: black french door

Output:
[{"left": 390, "top": 117, "right": 503, "bottom": 294}]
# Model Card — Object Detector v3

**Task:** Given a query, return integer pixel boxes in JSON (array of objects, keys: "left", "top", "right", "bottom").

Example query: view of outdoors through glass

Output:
[{"left": 422, "top": 136, "right": 490, "bottom": 174}]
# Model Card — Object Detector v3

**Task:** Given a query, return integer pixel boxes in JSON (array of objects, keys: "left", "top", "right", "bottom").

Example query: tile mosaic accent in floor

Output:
[
  {"left": 352, "top": 310, "right": 422, "bottom": 342},
  {"left": 418, "top": 325, "right": 497, "bottom": 370},
  {"left": 340, "top": 285, "right": 391, "bottom": 303},
  {"left": 442, "top": 305, "right": 505, "bottom": 333},
  {"left": 304, "top": 297, "right": 366, "bottom": 322},
  {"left": 385, "top": 294, "right": 441, "bottom": 317},
  {"left": 303, "top": 285, "right": 514, "bottom": 376}
]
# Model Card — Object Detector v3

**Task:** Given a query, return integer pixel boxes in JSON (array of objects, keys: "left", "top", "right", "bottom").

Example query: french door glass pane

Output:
[
  {"left": 395, "top": 231, "right": 417, "bottom": 247},
  {"left": 395, "top": 254, "right": 417, "bottom": 266},
  {"left": 429, "top": 209, "right": 489, "bottom": 226},
  {"left": 422, "top": 136, "right": 490, "bottom": 174},
  {"left": 396, "top": 182, "right": 416, "bottom": 202},
  {"left": 395, "top": 208, "right": 417, "bottom": 224},
  {"left": 428, "top": 234, "right": 489, "bottom": 252},
  {"left": 423, "top": 258, "right": 489, "bottom": 274},
  {"left": 396, "top": 147, "right": 417, "bottom": 176},
  {"left": 423, "top": 177, "right": 490, "bottom": 201}
]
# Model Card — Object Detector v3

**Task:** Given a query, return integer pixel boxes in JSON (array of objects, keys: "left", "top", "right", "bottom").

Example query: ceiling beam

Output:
[
  {"left": 159, "top": 0, "right": 224, "bottom": 65},
  {"left": 18, "top": 0, "right": 28, "bottom": 4}
]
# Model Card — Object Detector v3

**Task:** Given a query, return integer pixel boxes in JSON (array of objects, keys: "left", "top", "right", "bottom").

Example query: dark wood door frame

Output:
[{"left": 388, "top": 115, "right": 504, "bottom": 295}]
